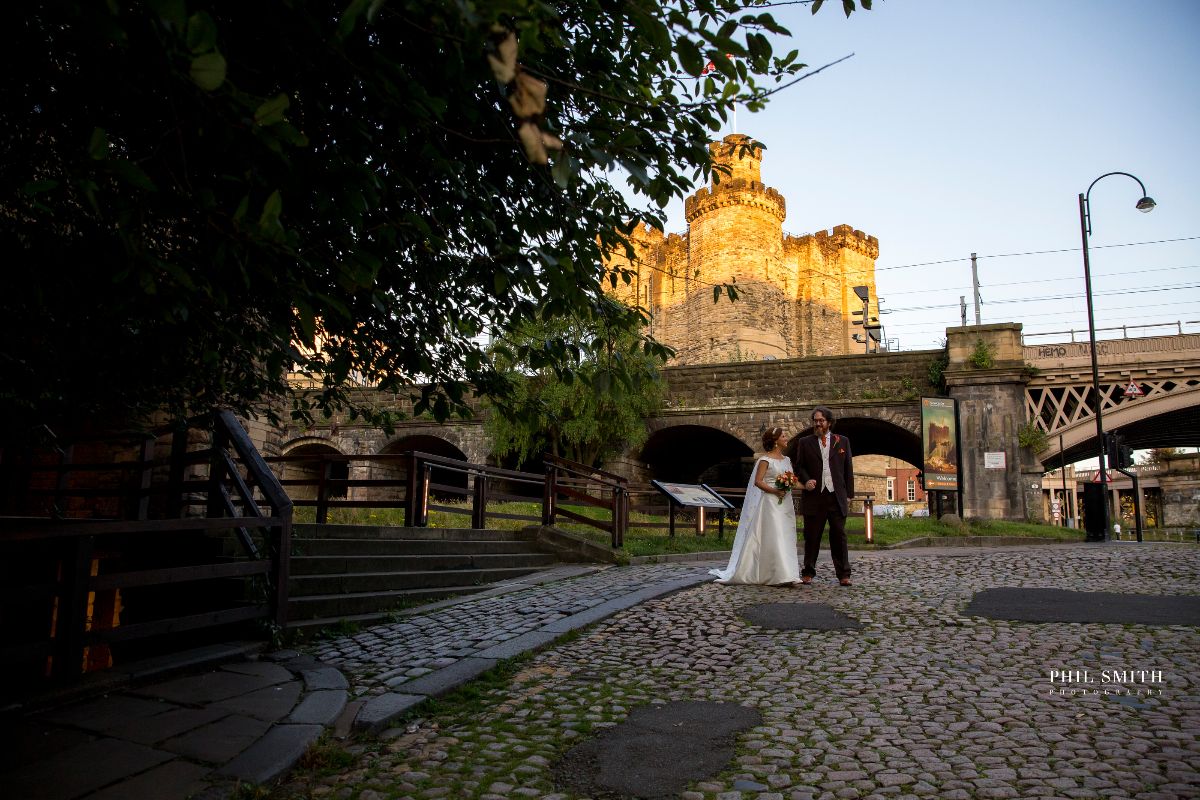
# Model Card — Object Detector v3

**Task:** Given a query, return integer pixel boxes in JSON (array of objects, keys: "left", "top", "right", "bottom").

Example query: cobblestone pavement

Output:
[
  {"left": 277, "top": 544, "right": 1200, "bottom": 800},
  {"left": 309, "top": 563, "right": 711, "bottom": 695}
]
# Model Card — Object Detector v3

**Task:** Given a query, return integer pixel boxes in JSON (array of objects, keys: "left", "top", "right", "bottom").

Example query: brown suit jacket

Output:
[{"left": 789, "top": 433, "right": 854, "bottom": 517}]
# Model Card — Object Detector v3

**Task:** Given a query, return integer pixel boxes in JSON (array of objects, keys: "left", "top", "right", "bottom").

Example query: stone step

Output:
[
  {"left": 285, "top": 582, "right": 509, "bottom": 623},
  {"left": 289, "top": 565, "right": 548, "bottom": 596},
  {"left": 291, "top": 537, "right": 538, "bottom": 557},
  {"left": 292, "top": 524, "right": 536, "bottom": 542},
  {"left": 290, "top": 552, "right": 557, "bottom": 575}
]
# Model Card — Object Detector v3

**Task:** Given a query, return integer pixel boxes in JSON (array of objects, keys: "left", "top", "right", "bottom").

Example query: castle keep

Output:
[{"left": 605, "top": 134, "right": 880, "bottom": 364}]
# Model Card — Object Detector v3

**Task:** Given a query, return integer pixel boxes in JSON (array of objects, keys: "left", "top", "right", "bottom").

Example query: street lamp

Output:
[{"left": 1078, "top": 172, "right": 1155, "bottom": 539}]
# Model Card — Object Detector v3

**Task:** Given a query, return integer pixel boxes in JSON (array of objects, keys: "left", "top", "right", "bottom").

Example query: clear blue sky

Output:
[{"left": 648, "top": 0, "right": 1200, "bottom": 351}]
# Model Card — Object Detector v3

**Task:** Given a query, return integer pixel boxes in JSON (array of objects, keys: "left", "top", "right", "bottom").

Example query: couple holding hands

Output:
[{"left": 710, "top": 406, "right": 855, "bottom": 587}]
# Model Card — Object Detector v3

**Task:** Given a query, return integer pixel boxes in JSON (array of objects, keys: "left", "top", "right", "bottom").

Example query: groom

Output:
[{"left": 787, "top": 405, "right": 854, "bottom": 586}]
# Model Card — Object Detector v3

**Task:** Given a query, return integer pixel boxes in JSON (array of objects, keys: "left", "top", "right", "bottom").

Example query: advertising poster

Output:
[{"left": 921, "top": 397, "right": 959, "bottom": 491}]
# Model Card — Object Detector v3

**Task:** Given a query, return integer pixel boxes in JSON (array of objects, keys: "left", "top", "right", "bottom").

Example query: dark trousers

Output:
[{"left": 801, "top": 490, "right": 851, "bottom": 579}]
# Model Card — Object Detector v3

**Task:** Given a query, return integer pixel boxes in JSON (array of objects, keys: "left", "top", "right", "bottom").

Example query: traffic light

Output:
[
  {"left": 1119, "top": 442, "right": 1134, "bottom": 469},
  {"left": 1106, "top": 433, "right": 1135, "bottom": 469}
]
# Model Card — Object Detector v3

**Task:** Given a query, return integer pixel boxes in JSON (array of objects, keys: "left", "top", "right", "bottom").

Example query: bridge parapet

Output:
[
  {"left": 662, "top": 350, "right": 942, "bottom": 412},
  {"left": 1025, "top": 333, "right": 1200, "bottom": 372}
]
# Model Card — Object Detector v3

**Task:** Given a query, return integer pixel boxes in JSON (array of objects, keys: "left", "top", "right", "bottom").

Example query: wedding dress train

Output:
[{"left": 709, "top": 455, "right": 800, "bottom": 585}]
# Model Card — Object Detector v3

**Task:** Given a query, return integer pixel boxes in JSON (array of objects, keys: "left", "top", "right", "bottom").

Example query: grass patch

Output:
[
  {"left": 295, "top": 499, "right": 1089, "bottom": 556},
  {"left": 295, "top": 733, "right": 359, "bottom": 775}
]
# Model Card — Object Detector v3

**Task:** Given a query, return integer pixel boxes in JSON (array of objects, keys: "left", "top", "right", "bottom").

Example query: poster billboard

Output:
[{"left": 921, "top": 397, "right": 959, "bottom": 491}]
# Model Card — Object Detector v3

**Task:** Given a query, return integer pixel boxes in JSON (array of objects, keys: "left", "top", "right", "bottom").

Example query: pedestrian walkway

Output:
[
  {"left": 3, "top": 543, "right": 1197, "bottom": 800},
  {"left": 0, "top": 562, "right": 714, "bottom": 799}
]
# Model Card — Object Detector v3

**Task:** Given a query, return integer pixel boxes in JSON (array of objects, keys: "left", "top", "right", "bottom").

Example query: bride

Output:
[{"left": 709, "top": 426, "right": 800, "bottom": 585}]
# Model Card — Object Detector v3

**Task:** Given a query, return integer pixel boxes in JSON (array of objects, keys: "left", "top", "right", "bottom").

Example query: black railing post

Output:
[
  {"left": 167, "top": 422, "right": 188, "bottom": 518},
  {"left": 418, "top": 464, "right": 431, "bottom": 527},
  {"left": 315, "top": 456, "right": 331, "bottom": 524},
  {"left": 471, "top": 472, "right": 488, "bottom": 529},
  {"left": 207, "top": 417, "right": 227, "bottom": 519},
  {"left": 404, "top": 452, "right": 418, "bottom": 526},
  {"left": 131, "top": 436, "right": 154, "bottom": 521},
  {"left": 542, "top": 465, "right": 556, "bottom": 526},
  {"left": 52, "top": 534, "right": 95, "bottom": 679}
]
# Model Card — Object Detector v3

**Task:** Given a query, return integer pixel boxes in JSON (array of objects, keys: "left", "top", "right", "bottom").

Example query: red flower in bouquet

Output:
[{"left": 774, "top": 470, "right": 800, "bottom": 504}]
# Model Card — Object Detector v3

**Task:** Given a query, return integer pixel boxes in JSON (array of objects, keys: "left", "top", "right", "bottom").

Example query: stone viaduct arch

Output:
[
  {"left": 268, "top": 328, "right": 1197, "bottom": 522},
  {"left": 635, "top": 407, "right": 923, "bottom": 488}
]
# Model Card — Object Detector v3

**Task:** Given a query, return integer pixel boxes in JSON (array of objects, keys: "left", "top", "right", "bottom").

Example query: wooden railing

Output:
[
  {"left": 267, "top": 450, "right": 548, "bottom": 530},
  {"left": 542, "top": 454, "right": 629, "bottom": 548},
  {"left": 0, "top": 411, "right": 291, "bottom": 688}
]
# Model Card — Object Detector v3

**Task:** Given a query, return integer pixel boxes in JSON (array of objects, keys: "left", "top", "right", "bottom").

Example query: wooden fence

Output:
[{"left": 0, "top": 411, "right": 291, "bottom": 688}]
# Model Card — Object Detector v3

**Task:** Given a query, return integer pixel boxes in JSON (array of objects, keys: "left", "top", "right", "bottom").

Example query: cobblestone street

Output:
[{"left": 275, "top": 544, "right": 1200, "bottom": 800}]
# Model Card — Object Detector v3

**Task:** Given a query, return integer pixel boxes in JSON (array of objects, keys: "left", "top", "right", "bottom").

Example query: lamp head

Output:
[{"left": 1135, "top": 196, "right": 1156, "bottom": 213}]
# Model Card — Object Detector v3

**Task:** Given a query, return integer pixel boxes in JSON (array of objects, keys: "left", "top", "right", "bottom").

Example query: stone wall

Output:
[
  {"left": 605, "top": 133, "right": 881, "bottom": 366},
  {"left": 945, "top": 324, "right": 1044, "bottom": 520}
]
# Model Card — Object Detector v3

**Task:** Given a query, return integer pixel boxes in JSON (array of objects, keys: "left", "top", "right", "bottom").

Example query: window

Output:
[
  {"left": 907, "top": 479, "right": 916, "bottom": 502},
  {"left": 886, "top": 477, "right": 895, "bottom": 501}
]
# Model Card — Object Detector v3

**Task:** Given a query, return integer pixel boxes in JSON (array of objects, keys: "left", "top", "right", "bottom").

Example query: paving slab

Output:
[
  {"left": 965, "top": 587, "right": 1200, "bottom": 624},
  {"left": 210, "top": 679, "right": 303, "bottom": 721},
  {"left": 286, "top": 688, "right": 348, "bottom": 725},
  {"left": 85, "top": 758, "right": 213, "bottom": 800},
  {"left": 159, "top": 712, "right": 271, "bottom": 763},
  {"left": 354, "top": 692, "right": 425, "bottom": 734},
  {"left": 133, "top": 669, "right": 286, "bottom": 705},
  {"left": 0, "top": 717, "right": 95, "bottom": 771},
  {"left": 216, "top": 723, "right": 323, "bottom": 784},
  {"left": 739, "top": 601, "right": 864, "bottom": 630},
  {"left": 106, "top": 705, "right": 230, "bottom": 745},
  {"left": 3, "top": 736, "right": 175, "bottom": 800},
  {"left": 554, "top": 700, "right": 763, "bottom": 799},
  {"left": 394, "top": 656, "right": 499, "bottom": 697},
  {"left": 40, "top": 693, "right": 171, "bottom": 732},
  {"left": 300, "top": 666, "right": 348, "bottom": 690}
]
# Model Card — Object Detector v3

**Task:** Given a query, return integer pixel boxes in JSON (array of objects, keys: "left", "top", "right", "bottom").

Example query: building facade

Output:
[{"left": 604, "top": 133, "right": 880, "bottom": 365}]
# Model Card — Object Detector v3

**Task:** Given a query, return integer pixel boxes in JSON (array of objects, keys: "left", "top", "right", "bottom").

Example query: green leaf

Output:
[
  {"left": 185, "top": 11, "right": 218, "bottom": 53},
  {"left": 254, "top": 93, "right": 290, "bottom": 126},
  {"left": 87, "top": 127, "right": 108, "bottom": 160},
  {"left": 677, "top": 39, "right": 704, "bottom": 76},
  {"left": 550, "top": 155, "right": 571, "bottom": 188},
  {"left": 110, "top": 160, "right": 157, "bottom": 191},
  {"left": 189, "top": 52, "right": 226, "bottom": 91},
  {"left": 259, "top": 190, "right": 283, "bottom": 232}
]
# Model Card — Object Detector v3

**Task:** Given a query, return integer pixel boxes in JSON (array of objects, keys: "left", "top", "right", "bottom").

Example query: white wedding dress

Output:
[{"left": 709, "top": 455, "right": 800, "bottom": 585}]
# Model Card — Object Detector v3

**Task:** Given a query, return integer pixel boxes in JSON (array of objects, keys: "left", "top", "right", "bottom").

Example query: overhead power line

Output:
[{"left": 875, "top": 235, "right": 1200, "bottom": 272}]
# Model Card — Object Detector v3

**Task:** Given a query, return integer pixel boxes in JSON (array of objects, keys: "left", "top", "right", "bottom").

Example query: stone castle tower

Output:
[{"left": 605, "top": 134, "right": 880, "bottom": 364}]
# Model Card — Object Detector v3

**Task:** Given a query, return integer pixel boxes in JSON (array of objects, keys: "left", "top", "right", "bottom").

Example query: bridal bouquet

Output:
[{"left": 774, "top": 471, "right": 800, "bottom": 504}]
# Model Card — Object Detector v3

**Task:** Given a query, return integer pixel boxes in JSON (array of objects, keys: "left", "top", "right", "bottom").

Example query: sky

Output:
[{"left": 644, "top": 0, "right": 1200, "bottom": 352}]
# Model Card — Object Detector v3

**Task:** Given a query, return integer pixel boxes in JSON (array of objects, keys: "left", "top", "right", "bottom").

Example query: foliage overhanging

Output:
[{"left": 1, "top": 0, "right": 864, "bottom": 438}]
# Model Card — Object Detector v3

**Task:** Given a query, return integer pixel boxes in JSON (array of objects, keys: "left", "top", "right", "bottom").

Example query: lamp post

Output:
[{"left": 1078, "top": 172, "right": 1155, "bottom": 539}]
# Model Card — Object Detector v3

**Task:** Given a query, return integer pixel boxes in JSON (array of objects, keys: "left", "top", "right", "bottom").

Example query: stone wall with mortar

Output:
[{"left": 605, "top": 133, "right": 880, "bottom": 366}]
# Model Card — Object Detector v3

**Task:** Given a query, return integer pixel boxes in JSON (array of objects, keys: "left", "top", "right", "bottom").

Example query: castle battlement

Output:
[
  {"left": 788, "top": 224, "right": 879, "bottom": 259},
  {"left": 602, "top": 134, "right": 880, "bottom": 365},
  {"left": 684, "top": 181, "right": 786, "bottom": 223}
]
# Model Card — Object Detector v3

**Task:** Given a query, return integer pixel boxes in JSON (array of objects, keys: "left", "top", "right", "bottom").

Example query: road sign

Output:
[
  {"left": 1123, "top": 380, "right": 1145, "bottom": 397},
  {"left": 1092, "top": 470, "right": 1108, "bottom": 483}
]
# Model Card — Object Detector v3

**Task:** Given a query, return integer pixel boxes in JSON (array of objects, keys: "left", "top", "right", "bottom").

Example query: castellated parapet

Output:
[{"left": 604, "top": 133, "right": 880, "bottom": 365}]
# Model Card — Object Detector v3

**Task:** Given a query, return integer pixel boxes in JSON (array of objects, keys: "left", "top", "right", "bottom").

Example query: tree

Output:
[
  {"left": 485, "top": 303, "right": 666, "bottom": 468},
  {"left": 2, "top": 1, "right": 864, "bottom": 439},
  {"left": 1140, "top": 448, "right": 1180, "bottom": 466}
]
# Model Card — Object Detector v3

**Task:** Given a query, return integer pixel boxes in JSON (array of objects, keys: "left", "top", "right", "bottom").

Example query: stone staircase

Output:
[{"left": 286, "top": 524, "right": 559, "bottom": 630}]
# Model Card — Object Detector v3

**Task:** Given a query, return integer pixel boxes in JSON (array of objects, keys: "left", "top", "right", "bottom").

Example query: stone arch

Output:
[
  {"left": 380, "top": 434, "right": 470, "bottom": 496},
  {"left": 639, "top": 424, "right": 755, "bottom": 488},
  {"left": 278, "top": 438, "right": 348, "bottom": 500},
  {"left": 792, "top": 408, "right": 923, "bottom": 467}
]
